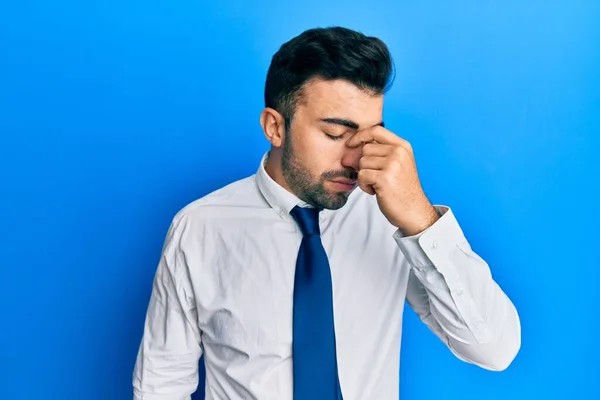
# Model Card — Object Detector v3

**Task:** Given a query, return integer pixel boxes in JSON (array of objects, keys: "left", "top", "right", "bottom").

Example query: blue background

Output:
[{"left": 1, "top": 1, "right": 598, "bottom": 399}]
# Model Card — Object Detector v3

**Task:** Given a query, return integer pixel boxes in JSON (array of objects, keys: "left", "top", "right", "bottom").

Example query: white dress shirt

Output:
[{"left": 133, "top": 152, "right": 521, "bottom": 400}]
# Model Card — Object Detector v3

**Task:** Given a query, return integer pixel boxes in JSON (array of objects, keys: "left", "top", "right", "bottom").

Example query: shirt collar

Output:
[{"left": 256, "top": 151, "right": 316, "bottom": 219}]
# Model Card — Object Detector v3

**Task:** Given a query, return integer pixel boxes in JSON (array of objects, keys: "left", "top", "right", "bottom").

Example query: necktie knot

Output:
[{"left": 290, "top": 206, "right": 321, "bottom": 236}]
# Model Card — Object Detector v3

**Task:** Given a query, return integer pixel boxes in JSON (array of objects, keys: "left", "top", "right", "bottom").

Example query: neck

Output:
[{"left": 264, "top": 149, "right": 292, "bottom": 193}]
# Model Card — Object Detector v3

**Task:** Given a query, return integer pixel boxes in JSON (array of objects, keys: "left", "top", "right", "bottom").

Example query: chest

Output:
[{"left": 190, "top": 217, "right": 409, "bottom": 357}]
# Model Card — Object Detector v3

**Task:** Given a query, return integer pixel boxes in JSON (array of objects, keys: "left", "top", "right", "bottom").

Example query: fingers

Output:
[
  {"left": 346, "top": 125, "right": 403, "bottom": 148},
  {"left": 356, "top": 147, "right": 395, "bottom": 195},
  {"left": 358, "top": 182, "right": 376, "bottom": 195},
  {"left": 357, "top": 169, "right": 380, "bottom": 195},
  {"left": 347, "top": 126, "right": 413, "bottom": 197},
  {"left": 361, "top": 142, "right": 391, "bottom": 157},
  {"left": 359, "top": 155, "right": 387, "bottom": 171}
]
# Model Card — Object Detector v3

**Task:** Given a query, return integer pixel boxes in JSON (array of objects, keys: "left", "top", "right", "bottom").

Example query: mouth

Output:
[{"left": 329, "top": 179, "right": 358, "bottom": 191}]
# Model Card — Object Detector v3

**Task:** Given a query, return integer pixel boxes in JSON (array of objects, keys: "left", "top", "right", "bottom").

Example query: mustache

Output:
[{"left": 322, "top": 169, "right": 358, "bottom": 181}]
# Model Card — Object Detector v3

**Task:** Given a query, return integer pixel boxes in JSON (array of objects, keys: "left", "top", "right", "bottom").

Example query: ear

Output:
[{"left": 260, "top": 107, "right": 286, "bottom": 148}]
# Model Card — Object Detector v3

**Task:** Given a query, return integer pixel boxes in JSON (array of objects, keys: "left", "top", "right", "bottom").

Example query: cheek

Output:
[
  {"left": 291, "top": 126, "right": 344, "bottom": 176},
  {"left": 298, "top": 136, "right": 327, "bottom": 175},
  {"left": 291, "top": 127, "right": 320, "bottom": 155},
  {"left": 307, "top": 130, "right": 341, "bottom": 159}
]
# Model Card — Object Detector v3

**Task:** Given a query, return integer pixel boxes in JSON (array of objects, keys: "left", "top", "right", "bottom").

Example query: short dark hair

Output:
[{"left": 264, "top": 26, "right": 394, "bottom": 128}]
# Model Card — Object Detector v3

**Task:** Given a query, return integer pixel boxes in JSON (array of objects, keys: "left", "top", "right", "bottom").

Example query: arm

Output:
[
  {"left": 394, "top": 206, "right": 521, "bottom": 371},
  {"left": 133, "top": 217, "right": 203, "bottom": 399},
  {"left": 345, "top": 126, "right": 520, "bottom": 370}
]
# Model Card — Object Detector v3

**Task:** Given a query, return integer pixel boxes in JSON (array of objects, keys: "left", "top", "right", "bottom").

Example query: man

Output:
[{"left": 133, "top": 26, "right": 521, "bottom": 400}]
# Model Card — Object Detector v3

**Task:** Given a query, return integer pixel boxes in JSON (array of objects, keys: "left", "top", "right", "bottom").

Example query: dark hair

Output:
[{"left": 264, "top": 26, "right": 394, "bottom": 128}]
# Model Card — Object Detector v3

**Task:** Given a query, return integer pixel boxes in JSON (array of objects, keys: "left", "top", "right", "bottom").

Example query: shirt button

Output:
[{"left": 431, "top": 241, "right": 438, "bottom": 249}]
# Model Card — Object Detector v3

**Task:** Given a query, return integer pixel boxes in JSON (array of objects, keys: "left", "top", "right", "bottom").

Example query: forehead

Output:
[{"left": 297, "top": 78, "right": 383, "bottom": 127}]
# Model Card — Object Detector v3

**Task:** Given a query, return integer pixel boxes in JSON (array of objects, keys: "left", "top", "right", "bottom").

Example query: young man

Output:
[{"left": 133, "top": 26, "right": 520, "bottom": 400}]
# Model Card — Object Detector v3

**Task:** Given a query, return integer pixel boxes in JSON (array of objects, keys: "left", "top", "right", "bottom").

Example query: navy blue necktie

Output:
[{"left": 290, "top": 206, "right": 343, "bottom": 400}]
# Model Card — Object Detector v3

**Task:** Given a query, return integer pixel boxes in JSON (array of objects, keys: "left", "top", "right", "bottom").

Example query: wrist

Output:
[{"left": 396, "top": 205, "right": 439, "bottom": 237}]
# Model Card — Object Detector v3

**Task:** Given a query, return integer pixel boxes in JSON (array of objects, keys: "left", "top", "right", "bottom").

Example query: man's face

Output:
[{"left": 280, "top": 78, "right": 384, "bottom": 210}]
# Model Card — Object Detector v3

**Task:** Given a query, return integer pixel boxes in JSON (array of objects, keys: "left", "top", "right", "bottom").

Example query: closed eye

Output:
[{"left": 325, "top": 133, "right": 345, "bottom": 141}]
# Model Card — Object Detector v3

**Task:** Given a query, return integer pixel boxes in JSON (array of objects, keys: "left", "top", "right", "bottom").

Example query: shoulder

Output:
[
  {"left": 160, "top": 174, "right": 268, "bottom": 242},
  {"left": 160, "top": 174, "right": 266, "bottom": 250},
  {"left": 172, "top": 174, "right": 264, "bottom": 223}
]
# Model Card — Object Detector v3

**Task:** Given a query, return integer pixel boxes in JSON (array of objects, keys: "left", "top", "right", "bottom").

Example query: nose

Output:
[{"left": 341, "top": 143, "right": 363, "bottom": 172}]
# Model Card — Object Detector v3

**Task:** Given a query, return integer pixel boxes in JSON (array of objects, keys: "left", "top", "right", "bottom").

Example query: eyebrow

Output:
[{"left": 320, "top": 118, "right": 385, "bottom": 129}]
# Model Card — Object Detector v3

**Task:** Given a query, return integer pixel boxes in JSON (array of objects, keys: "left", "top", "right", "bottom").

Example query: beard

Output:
[{"left": 280, "top": 130, "right": 358, "bottom": 210}]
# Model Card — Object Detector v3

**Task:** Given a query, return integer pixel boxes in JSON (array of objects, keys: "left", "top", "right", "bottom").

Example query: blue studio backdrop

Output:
[{"left": 1, "top": 1, "right": 598, "bottom": 399}]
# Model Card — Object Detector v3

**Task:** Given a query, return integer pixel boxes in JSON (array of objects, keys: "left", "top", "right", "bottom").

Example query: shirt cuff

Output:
[{"left": 392, "top": 205, "right": 465, "bottom": 270}]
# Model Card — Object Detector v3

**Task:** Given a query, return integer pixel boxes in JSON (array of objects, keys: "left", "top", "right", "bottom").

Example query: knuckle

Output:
[
  {"left": 392, "top": 146, "right": 405, "bottom": 158},
  {"left": 383, "top": 174, "right": 394, "bottom": 187}
]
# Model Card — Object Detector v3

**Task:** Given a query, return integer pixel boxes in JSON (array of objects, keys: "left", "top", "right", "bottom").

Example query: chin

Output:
[{"left": 317, "top": 192, "right": 352, "bottom": 210}]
